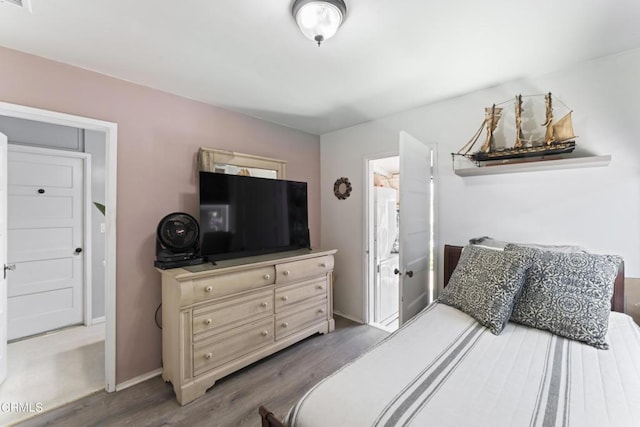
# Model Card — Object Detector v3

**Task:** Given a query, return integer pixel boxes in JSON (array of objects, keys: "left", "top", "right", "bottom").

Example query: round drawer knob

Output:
[
  {"left": 263, "top": 274, "right": 271, "bottom": 280},
  {"left": 260, "top": 302, "right": 268, "bottom": 308},
  {"left": 261, "top": 330, "right": 269, "bottom": 337},
  {"left": 204, "top": 286, "right": 213, "bottom": 293},
  {"left": 281, "top": 322, "right": 289, "bottom": 328},
  {"left": 281, "top": 296, "right": 288, "bottom": 301},
  {"left": 204, "top": 318, "right": 212, "bottom": 325},
  {"left": 318, "top": 308, "right": 325, "bottom": 314},
  {"left": 320, "top": 263, "right": 327, "bottom": 268},
  {"left": 283, "top": 270, "right": 290, "bottom": 276},
  {"left": 204, "top": 353, "right": 212, "bottom": 360}
]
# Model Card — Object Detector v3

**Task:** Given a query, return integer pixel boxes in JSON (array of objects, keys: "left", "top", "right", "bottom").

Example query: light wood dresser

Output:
[{"left": 158, "top": 248, "right": 337, "bottom": 405}]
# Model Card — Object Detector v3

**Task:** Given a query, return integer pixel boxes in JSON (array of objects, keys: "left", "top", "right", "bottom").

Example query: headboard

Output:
[{"left": 443, "top": 244, "right": 626, "bottom": 313}]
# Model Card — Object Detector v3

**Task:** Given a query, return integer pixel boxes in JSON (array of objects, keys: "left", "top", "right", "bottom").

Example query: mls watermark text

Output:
[{"left": 0, "top": 401, "right": 44, "bottom": 413}]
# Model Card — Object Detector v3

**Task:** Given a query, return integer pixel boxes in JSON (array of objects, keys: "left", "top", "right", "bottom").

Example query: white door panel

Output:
[
  {"left": 9, "top": 195, "right": 75, "bottom": 222},
  {"left": 399, "top": 131, "right": 432, "bottom": 325},
  {"left": 0, "top": 132, "right": 8, "bottom": 384},
  {"left": 7, "top": 146, "right": 84, "bottom": 340},
  {"left": 9, "top": 288, "right": 74, "bottom": 317},
  {"left": 9, "top": 161, "right": 74, "bottom": 188},
  {"left": 8, "top": 227, "right": 73, "bottom": 261},
  {"left": 8, "top": 258, "right": 73, "bottom": 292}
]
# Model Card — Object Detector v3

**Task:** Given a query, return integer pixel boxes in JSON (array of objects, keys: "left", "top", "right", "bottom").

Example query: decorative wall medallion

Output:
[{"left": 333, "top": 177, "right": 352, "bottom": 200}]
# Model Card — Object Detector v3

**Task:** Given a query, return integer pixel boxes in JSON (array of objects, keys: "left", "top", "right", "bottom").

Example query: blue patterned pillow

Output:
[
  {"left": 439, "top": 245, "right": 533, "bottom": 335},
  {"left": 506, "top": 244, "right": 622, "bottom": 349}
]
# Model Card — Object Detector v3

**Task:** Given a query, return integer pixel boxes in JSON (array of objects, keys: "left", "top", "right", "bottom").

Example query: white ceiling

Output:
[{"left": 0, "top": 0, "right": 639, "bottom": 135}]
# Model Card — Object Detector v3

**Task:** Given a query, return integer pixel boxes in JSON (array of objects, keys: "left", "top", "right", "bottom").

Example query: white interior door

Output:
[
  {"left": 0, "top": 132, "right": 7, "bottom": 383},
  {"left": 399, "top": 131, "right": 432, "bottom": 325},
  {"left": 7, "top": 145, "right": 85, "bottom": 340}
]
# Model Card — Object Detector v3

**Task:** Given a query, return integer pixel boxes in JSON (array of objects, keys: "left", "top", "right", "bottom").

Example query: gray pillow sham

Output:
[
  {"left": 469, "top": 236, "right": 587, "bottom": 253},
  {"left": 439, "top": 245, "right": 532, "bottom": 335},
  {"left": 506, "top": 244, "right": 622, "bottom": 349}
]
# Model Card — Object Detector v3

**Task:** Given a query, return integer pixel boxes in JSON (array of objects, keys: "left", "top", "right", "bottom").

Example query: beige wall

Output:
[{"left": 0, "top": 46, "right": 321, "bottom": 383}]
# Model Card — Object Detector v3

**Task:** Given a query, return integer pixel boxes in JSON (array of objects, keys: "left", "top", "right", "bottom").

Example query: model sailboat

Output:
[{"left": 455, "top": 92, "right": 576, "bottom": 163}]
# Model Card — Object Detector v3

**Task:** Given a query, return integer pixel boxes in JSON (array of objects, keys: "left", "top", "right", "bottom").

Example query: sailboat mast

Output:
[
  {"left": 543, "top": 92, "right": 555, "bottom": 145},
  {"left": 479, "top": 104, "right": 502, "bottom": 153},
  {"left": 514, "top": 94, "right": 524, "bottom": 148}
]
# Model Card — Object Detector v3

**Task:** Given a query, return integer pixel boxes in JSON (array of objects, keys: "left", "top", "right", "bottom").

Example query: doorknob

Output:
[
  {"left": 406, "top": 270, "right": 414, "bottom": 278},
  {"left": 393, "top": 268, "right": 402, "bottom": 276},
  {"left": 4, "top": 264, "right": 15, "bottom": 279},
  {"left": 74, "top": 247, "right": 83, "bottom": 254}
]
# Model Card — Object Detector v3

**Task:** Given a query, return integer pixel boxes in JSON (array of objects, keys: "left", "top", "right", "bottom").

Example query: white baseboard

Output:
[
  {"left": 115, "top": 368, "right": 162, "bottom": 392},
  {"left": 91, "top": 316, "right": 106, "bottom": 325},
  {"left": 333, "top": 311, "right": 364, "bottom": 324}
]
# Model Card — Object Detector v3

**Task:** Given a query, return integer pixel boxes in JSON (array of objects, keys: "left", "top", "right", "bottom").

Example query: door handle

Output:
[
  {"left": 393, "top": 268, "right": 402, "bottom": 276},
  {"left": 75, "top": 247, "right": 83, "bottom": 255},
  {"left": 4, "top": 264, "right": 15, "bottom": 279},
  {"left": 406, "top": 270, "right": 414, "bottom": 278}
]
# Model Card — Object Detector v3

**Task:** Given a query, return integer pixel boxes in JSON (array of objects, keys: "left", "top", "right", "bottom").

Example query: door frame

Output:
[
  {"left": 1, "top": 132, "right": 7, "bottom": 385},
  {"left": 8, "top": 144, "right": 93, "bottom": 326},
  {"left": 0, "top": 102, "right": 117, "bottom": 392},
  {"left": 363, "top": 151, "right": 399, "bottom": 326},
  {"left": 428, "top": 144, "right": 439, "bottom": 303}
]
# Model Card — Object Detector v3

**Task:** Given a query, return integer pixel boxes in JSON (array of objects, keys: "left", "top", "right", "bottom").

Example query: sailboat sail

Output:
[{"left": 553, "top": 111, "right": 575, "bottom": 142}]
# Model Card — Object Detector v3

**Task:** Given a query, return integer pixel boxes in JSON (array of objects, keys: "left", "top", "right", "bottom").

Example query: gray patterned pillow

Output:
[
  {"left": 506, "top": 244, "right": 622, "bottom": 349},
  {"left": 439, "top": 245, "right": 533, "bottom": 335}
]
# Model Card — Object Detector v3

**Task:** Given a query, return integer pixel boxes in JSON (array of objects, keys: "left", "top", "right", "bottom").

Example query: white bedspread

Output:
[{"left": 287, "top": 303, "right": 640, "bottom": 427}]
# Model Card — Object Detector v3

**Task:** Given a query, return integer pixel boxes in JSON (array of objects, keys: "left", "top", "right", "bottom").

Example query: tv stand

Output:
[{"left": 158, "top": 248, "right": 337, "bottom": 405}]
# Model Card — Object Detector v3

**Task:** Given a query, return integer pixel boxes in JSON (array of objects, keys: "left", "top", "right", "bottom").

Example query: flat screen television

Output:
[{"left": 199, "top": 171, "right": 310, "bottom": 261}]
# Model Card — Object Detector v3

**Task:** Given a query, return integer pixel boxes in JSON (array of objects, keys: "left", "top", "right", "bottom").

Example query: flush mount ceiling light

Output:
[{"left": 292, "top": 0, "right": 347, "bottom": 47}]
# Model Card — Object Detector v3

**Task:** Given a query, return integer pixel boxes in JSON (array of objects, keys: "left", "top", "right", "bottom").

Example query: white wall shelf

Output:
[{"left": 454, "top": 155, "right": 611, "bottom": 177}]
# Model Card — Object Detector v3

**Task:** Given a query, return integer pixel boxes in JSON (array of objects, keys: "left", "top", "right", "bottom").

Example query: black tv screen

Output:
[{"left": 199, "top": 171, "right": 310, "bottom": 261}]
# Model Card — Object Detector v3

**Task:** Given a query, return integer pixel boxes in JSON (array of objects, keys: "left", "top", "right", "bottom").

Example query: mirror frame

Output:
[{"left": 198, "top": 148, "right": 287, "bottom": 179}]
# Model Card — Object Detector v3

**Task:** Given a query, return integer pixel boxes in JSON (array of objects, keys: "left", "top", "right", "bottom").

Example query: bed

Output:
[{"left": 260, "top": 243, "right": 640, "bottom": 427}]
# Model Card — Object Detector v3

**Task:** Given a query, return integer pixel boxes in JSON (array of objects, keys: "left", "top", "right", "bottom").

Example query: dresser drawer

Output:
[
  {"left": 276, "top": 255, "right": 333, "bottom": 284},
  {"left": 275, "top": 278, "right": 327, "bottom": 313},
  {"left": 193, "top": 289, "right": 273, "bottom": 337},
  {"left": 275, "top": 299, "right": 328, "bottom": 340},
  {"left": 192, "top": 266, "right": 275, "bottom": 302},
  {"left": 193, "top": 317, "right": 274, "bottom": 376}
]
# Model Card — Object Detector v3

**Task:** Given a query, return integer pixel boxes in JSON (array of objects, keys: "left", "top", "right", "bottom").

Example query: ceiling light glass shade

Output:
[{"left": 292, "top": 0, "right": 347, "bottom": 46}]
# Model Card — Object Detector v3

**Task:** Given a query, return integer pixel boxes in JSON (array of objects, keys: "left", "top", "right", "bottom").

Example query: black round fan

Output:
[
  {"left": 154, "top": 212, "right": 203, "bottom": 269},
  {"left": 157, "top": 213, "right": 199, "bottom": 251}
]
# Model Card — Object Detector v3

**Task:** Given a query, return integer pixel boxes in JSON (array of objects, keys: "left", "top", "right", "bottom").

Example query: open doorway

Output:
[
  {"left": 0, "top": 116, "right": 107, "bottom": 424},
  {"left": 367, "top": 156, "right": 401, "bottom": 332},
  {"left": 0, "top": 102, "right": 117, "bottom": 424},
  {"left": 366, "top": 138, "right": 437, "bottom": 333}
]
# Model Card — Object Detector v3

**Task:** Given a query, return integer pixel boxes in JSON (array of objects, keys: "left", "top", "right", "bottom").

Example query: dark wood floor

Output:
[{"left": 18, "top": 316, "right": 388, "bottom": 427}]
